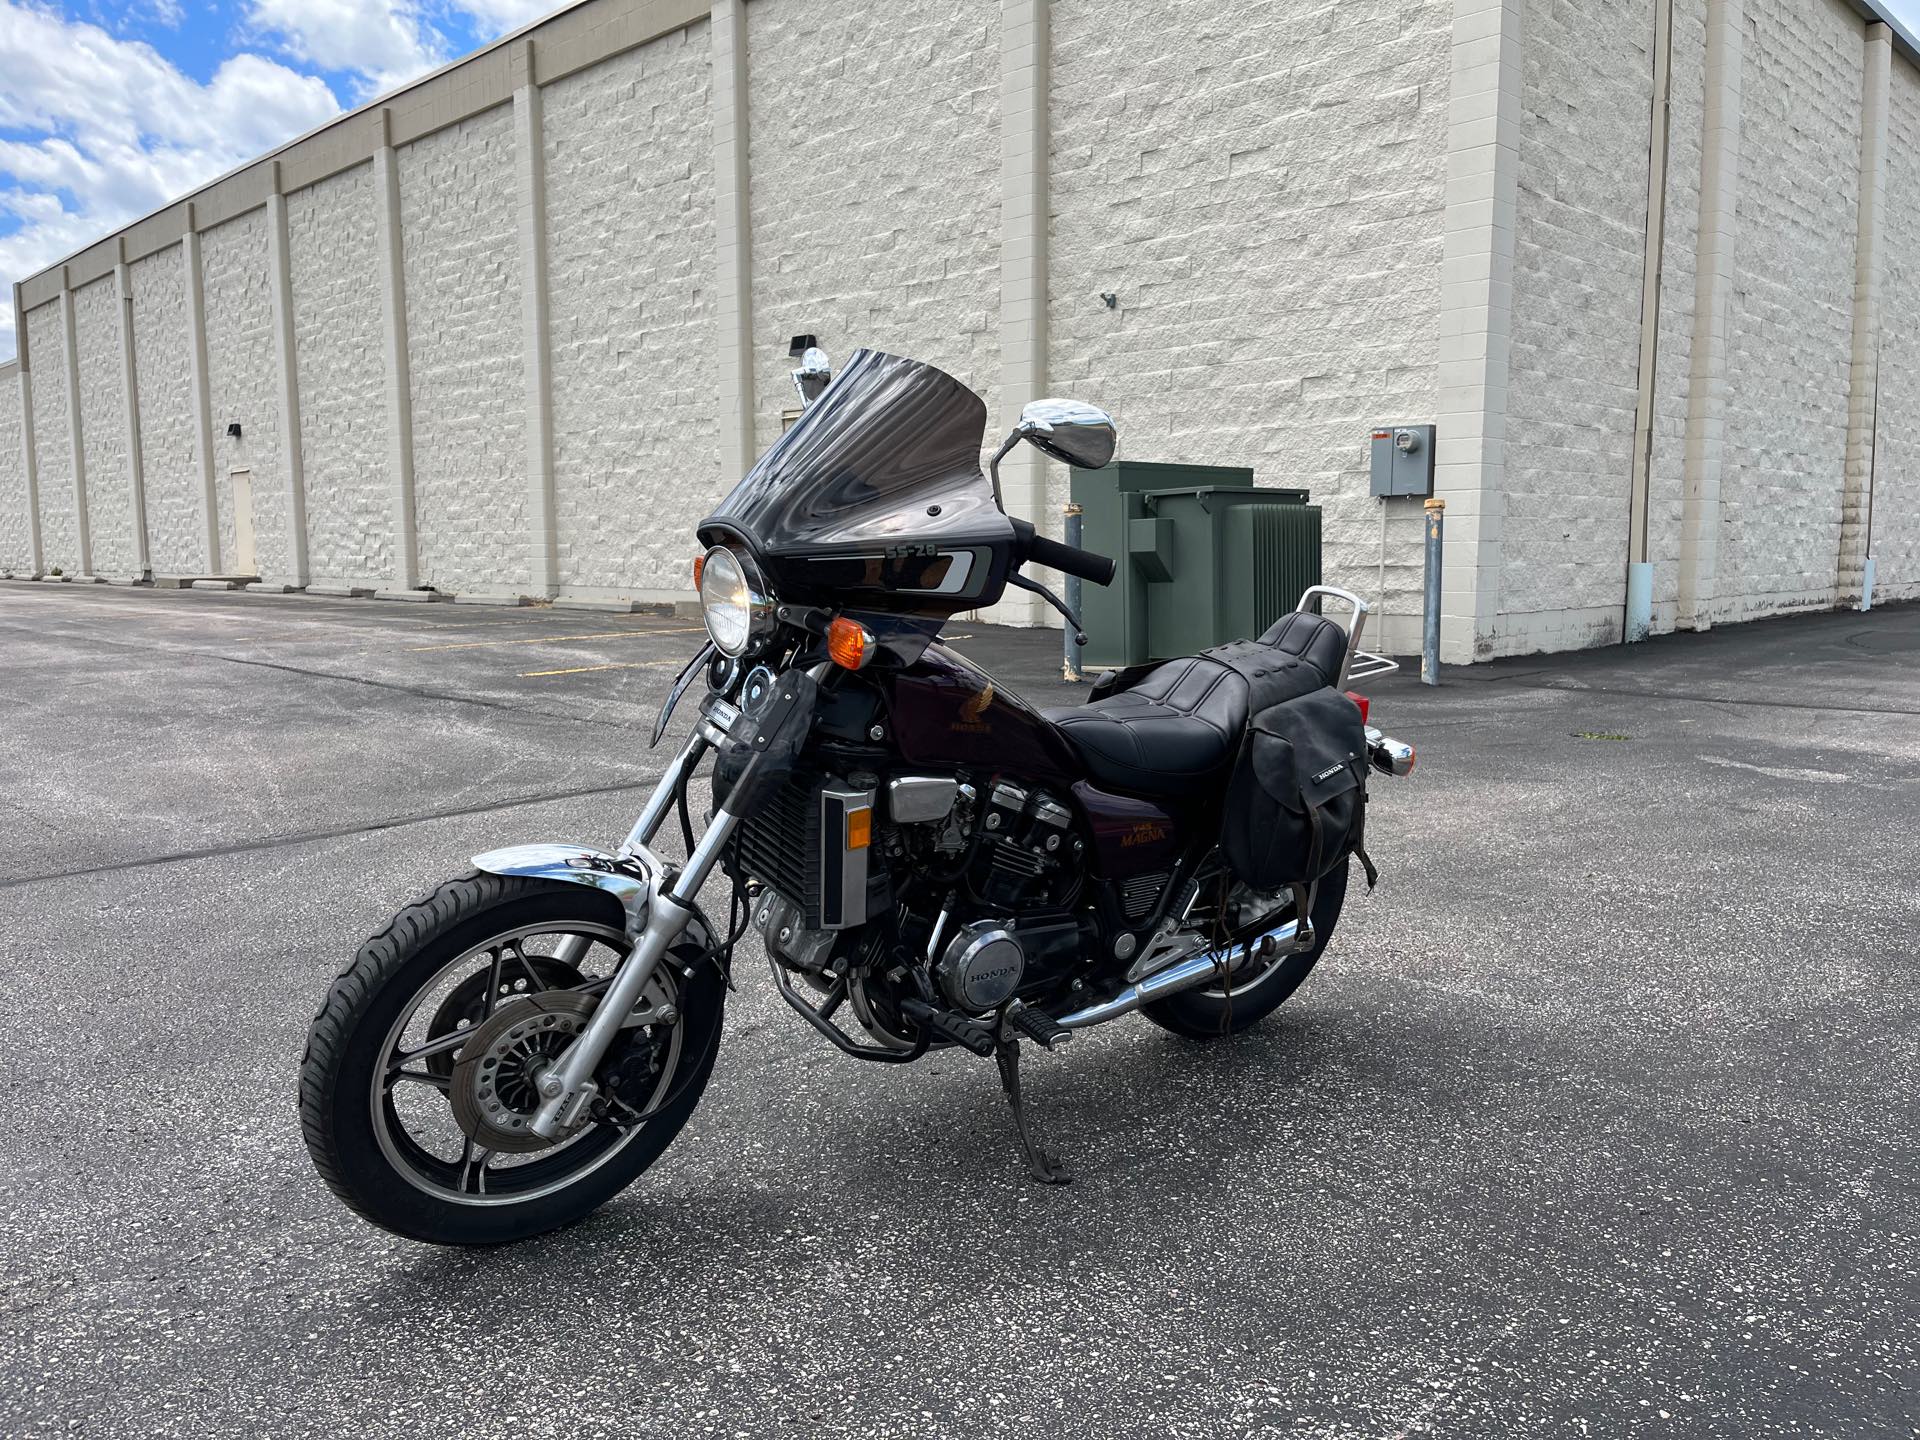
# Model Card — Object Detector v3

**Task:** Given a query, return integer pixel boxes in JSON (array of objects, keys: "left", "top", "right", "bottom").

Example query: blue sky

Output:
[
  {"left": 2, "top": 0, "right": 1918, "bottom": 361},
  {"left": 0, "top": 0, "right": 552, "bottom": 359}
]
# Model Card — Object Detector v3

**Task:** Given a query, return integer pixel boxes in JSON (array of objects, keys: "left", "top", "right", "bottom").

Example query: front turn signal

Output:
[
  {"left": 827, "top": 617, "right": 875, "bottom": 670},
  {"left": 691, "top": 552, "right": 705, "bottom": 589}
]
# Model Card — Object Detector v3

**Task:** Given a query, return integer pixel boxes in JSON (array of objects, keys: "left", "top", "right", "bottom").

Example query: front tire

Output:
[
  {"left": 1141, "top": 860, "right": 1349, "bottom": 1040},
  {"left": 299, "top": 872, "right": 724, "bottom": 1245}
]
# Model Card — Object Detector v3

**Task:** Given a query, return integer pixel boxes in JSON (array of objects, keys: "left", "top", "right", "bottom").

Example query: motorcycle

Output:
[{"left": 299, "top": 348, "right": 1416, "bottom": 1245}]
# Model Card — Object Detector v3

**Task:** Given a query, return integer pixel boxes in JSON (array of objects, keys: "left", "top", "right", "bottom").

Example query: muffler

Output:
[{"left": 1053, "top": 917, "right": 1301, "bottom": 1029}]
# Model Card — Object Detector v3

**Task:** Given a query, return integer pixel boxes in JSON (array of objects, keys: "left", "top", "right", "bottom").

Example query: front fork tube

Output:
[
  {"left": 546, "top": 734, "right": 711, "bottom": 974},
  {"left": 530, "top": 732, "right": 727, "bottom": 1139}
]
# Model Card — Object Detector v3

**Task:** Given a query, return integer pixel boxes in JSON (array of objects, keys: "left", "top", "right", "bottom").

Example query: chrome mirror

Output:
[
  {"left": 790, "top": 338, "right": 832, "bottom": 407},
  {"left": 1016, "top": 397, "right": 1116, "bottom": 470}
]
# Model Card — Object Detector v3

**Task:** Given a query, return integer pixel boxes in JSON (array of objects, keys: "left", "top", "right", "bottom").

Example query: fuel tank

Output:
[
  {"left": 888, "top": 643, "right": 1081, "bottom": 785},
  {"left": 886, "top": 644, "right": 1191, "bottom": 880}
]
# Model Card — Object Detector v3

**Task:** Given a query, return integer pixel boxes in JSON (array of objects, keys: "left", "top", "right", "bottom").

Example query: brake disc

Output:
[
  {"left": 449, "top": 992, "right": 597, "bottom": 1153},
  {"left": 423, "top": 956, "right": 587, "bottom": 1079}
]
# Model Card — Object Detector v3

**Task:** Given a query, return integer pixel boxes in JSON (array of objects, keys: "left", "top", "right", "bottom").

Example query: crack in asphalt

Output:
[{"left": 0, "top": 775, "right": 662, "bottom": 892}]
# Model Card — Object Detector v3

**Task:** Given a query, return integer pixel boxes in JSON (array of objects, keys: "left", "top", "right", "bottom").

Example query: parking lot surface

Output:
[{"left": 1, "top": 581, "right": 1914, "bottom": 1439}]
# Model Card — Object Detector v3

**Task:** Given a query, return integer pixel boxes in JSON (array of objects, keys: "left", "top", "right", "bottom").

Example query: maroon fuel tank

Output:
[
  {"left": 887, "top": 643, "right": 1082, "bottom": 786},
  {"left": 885, "top": 644, "right": 1196, "bottom": 880}
]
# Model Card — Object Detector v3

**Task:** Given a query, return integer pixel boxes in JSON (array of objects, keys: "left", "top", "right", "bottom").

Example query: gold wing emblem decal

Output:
[{"left": 958, "top": 680, "right": 994, "bottom": 724}]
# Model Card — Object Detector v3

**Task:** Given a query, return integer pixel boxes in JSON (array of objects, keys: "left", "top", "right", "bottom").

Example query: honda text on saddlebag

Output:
[{"left": 299, "top": 349, "right": 1416, "bottom": 1245}]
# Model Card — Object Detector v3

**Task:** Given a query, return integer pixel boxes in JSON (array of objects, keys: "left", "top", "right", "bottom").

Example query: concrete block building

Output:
[{"left": 1, "top": 0, "right": 1915, "bottom": 660}]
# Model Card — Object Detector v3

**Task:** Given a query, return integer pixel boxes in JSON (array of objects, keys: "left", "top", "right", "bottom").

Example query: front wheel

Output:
[
  {"left": 299, "top": 872, "right": 724, "bottom": 1245},
  {"left": 1141, "top": 860, "right": 1349, "bottom": 1040}
]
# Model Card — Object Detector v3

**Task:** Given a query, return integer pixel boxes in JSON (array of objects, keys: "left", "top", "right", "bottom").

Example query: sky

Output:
[
  {"left": 0, "top": 0, "right": 555, "bottom": 360},
  {"left": 3, "top": 0, "right": 1919, "bottom": 362}
]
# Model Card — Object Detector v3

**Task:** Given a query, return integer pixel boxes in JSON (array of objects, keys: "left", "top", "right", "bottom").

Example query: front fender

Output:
[{"left": 470, "top": 843, "right": 714, "bottom": 951}]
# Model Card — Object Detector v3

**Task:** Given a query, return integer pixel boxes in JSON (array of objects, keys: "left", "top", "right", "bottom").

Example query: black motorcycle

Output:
[{"left": 300, "top": 349, "right": 1416, "bottom": 1245}]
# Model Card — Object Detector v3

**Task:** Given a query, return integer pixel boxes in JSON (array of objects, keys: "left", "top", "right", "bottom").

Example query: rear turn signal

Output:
[
  {"left": 827, "top": 617, "right": 875, "bottom": 670},
  {"left": 1345, "top": 690, "right": 1370, "bottom": 724}
]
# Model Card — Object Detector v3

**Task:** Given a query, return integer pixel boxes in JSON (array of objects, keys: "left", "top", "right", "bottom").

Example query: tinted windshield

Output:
[{"left": 699, "top": 349, "right": 1011, "bottom": 558}]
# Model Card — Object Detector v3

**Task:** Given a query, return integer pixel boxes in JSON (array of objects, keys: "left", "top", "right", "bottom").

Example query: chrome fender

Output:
[{"left": 471, "top": 843, "right": 713, "bottom": 950}]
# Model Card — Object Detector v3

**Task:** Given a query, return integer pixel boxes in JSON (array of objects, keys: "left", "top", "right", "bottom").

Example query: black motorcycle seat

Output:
[
  {"left": 1043, "top": 655, "right": 1248, "bottom": 795},
  {"left": 1041, "top": 613, "right": 1349, "bottom": 797}
]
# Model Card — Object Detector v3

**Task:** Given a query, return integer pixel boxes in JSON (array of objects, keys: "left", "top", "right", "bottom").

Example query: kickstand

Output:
[{"left": 994, "top": 1039, "right": 1072, "bottom": 1185}]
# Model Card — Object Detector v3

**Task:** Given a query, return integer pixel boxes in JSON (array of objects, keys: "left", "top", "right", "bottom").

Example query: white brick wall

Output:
[
  {"left": 1874, "top": 55, "right": 1920, "bottom": 601},
  {"left": 5, "top": 0, "right": 1917, "bottom": 657},
  {"left": 0, "top": 371, "right": 24, "bottom": 571},
  {"left": 747, "top": 0, "right": 1001, "bottom": 455},
  {"left": 545, "top": 24, "right": 718, "bottom": 596},
  {"left": 400, "top": 104, "right": 530, "bottom": 596},
  {"left": 201, "top": 211, "right": 287, "bottom": 578},
  {"left": 73, "top": 277, "right": 135, "bottom": 578},
  {"left": 1047, "top": 0, "right": 1451, "bottom": 648},
  {"left": 1500, "top": 0, "right": 1655, "bottom": 652},
  {"left": 289, "top": 163, "right": 393, "bottom": 589},
  {"left": 130, "top": 244, "right": 204, "bottom": 575},
  {"left": 1717, "top": 0, "right": 1862, "bottom": 623},
  {"left": 25, "top": 303, "right": 76, "bottom": 573}
]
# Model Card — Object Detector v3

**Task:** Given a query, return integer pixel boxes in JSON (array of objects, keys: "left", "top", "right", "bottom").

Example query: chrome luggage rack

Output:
[{"left": 1296, "top": 586, "right": 1400, "bottom": 687}]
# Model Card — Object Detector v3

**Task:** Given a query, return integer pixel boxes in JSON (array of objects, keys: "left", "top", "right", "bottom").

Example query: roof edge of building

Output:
[
  {"left": 8, "top": 0, "right": 1920, "bottom": 314},
  {"left": 10, "top": 0, "right": 707, "bottom": 312}
]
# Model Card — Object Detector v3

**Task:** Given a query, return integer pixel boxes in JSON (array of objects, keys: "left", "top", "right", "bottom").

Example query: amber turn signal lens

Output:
[
  {"left": 691, "top": 553, "right": 705, "bottom": 589},
  {"left": 846, "top": 806, "right": 872, "bottom": 851},
  {"left": 827, "top": 617, "right": 874, "bottom": 670}
]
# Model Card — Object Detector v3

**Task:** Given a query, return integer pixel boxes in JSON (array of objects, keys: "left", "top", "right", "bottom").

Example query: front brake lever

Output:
[{"left": 1006, "top": 572, "right": 1088, "bottom": 647}]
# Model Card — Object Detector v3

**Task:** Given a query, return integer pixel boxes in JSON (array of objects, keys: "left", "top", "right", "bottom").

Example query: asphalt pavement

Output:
[{"left": 0, "top": 580, "right": 1914, "bottom": 1439}]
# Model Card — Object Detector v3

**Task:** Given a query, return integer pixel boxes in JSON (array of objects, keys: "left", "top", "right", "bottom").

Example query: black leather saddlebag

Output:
[{"left": 1218, "top": 685, "right": 1369, "bottom": 894}]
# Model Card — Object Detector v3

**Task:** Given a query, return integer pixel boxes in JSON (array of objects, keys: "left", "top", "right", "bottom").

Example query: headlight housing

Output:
[{"left": 698, "top": 545, "right": 775, "bottom": 657}]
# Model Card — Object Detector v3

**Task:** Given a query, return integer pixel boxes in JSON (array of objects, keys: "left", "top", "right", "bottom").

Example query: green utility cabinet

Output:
[{"left": 1071, "top": 462, "right": 1321, "bottom": 669}]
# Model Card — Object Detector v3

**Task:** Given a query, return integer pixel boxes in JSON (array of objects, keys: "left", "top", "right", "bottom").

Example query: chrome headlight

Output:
[{"left": 698, "top": 545, "right": 775, "bottom": 657}]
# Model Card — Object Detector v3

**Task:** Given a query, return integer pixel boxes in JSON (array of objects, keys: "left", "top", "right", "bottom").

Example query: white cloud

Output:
[
  {"left": 244, "top": 0, "right": 447, "bottom": 99},
  {"left": 0, "top": 2, "right": 340, "bottom": 360},
  {"left": 451, "top": 0, "right": 558, "bottom": 29}
]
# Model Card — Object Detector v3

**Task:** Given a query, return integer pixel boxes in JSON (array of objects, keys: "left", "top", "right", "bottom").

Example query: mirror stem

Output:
[
  {"left": 987, "top": 430, "right": 1024, "bottom": 512},
  {"left": 1006, "top": 573, "right": 1088, "bottom": 647}
]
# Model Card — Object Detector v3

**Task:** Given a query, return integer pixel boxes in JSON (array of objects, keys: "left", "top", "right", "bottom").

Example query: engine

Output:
[
  {"left": 972, "top": 781, "right": 1082, "bottom": 910},
  {"left": 753, "top": 770, "right": 1092, "bottom": 1029}
]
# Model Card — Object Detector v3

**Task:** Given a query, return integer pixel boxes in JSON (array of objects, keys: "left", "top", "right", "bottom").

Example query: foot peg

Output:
[
  {"left": 1003, "top": 1001, "right": 1072, "bottom": 1051},
  {"left": 900, "top": 998, "right": 997, "bottom": 1057},
  {"left": 994, "top": 1039, "right": 1071, "bottom": 1185}
]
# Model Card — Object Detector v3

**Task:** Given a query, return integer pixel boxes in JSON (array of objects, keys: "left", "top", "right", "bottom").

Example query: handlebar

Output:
[{"left": 1009, "top": 519, "right": 1116, "bottom": 587}]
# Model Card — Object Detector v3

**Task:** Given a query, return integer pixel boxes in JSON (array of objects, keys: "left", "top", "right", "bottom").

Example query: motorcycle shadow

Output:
[{"left": 372, "top": 999, "right": 1424, "bottom": 1291}]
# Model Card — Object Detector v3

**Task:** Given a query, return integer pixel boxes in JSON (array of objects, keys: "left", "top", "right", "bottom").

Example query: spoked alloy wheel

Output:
[{"left": 301, "top": 873, "right": 724, "bottom": 1245}]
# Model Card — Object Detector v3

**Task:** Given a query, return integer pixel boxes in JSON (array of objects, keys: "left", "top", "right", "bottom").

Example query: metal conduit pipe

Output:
[{"left": 1625, "top": 0, "right": 1676, "bottom": 644}]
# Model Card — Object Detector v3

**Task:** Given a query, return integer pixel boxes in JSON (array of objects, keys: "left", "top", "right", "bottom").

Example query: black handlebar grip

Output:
[{"left": 1010, "top": 519, "right": 1117, "bottom": 587}]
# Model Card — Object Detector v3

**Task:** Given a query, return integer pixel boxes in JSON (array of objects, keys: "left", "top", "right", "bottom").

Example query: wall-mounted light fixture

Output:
[
  {"left": 226, "top": 422, "right": 243, "bottom": 439},
  {"left": 1101, "top": 292, "right": 1118, "bottom": 309}
]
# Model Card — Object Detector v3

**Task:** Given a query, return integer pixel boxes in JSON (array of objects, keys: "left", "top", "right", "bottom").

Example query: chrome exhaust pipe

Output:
[{"left": 1054, "top": 917, "right": 1301, "bottom": 1030}]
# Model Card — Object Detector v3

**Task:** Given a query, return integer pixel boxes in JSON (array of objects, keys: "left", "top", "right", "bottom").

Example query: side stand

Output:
[{"left": 994, "top": 1039, "right": 1071, "bottom": 1185}]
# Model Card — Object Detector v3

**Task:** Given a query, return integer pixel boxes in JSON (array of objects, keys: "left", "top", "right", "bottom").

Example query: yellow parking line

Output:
[
  {"left": 409, "top": 626, "right": 704, "bottom": 653},
  {"left": 520, "top": 660, "right": 679, "bottom": 678}
]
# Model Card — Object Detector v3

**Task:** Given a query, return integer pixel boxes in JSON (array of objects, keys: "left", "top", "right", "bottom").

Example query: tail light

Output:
[{"left": 1345, "top": 690, "right": 1370, "bottom": 725}]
